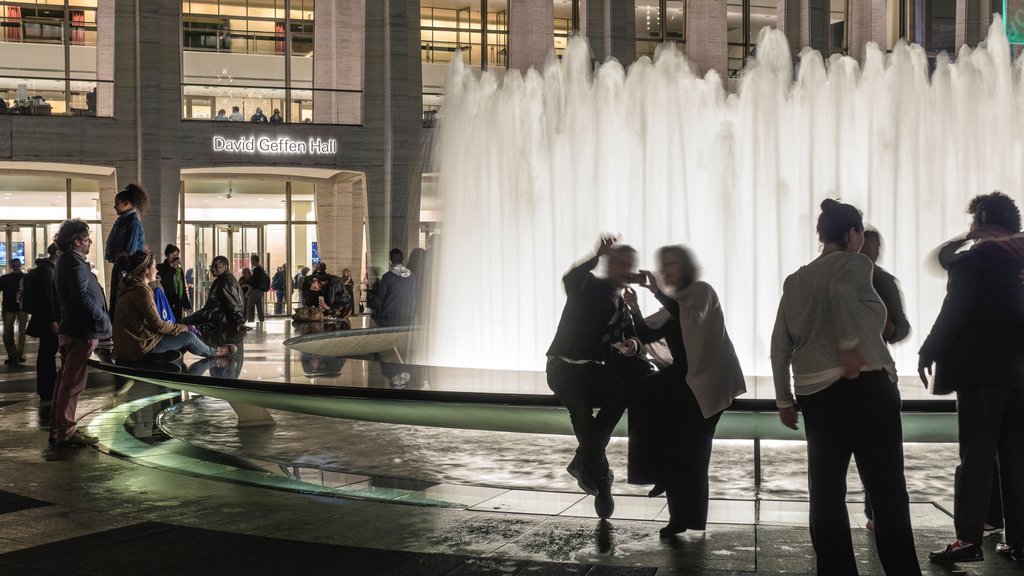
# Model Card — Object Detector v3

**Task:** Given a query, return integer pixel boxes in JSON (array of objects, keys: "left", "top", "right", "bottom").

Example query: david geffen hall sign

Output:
[{"left": 212, "top": 135, "right": 337, "bottom": 155}]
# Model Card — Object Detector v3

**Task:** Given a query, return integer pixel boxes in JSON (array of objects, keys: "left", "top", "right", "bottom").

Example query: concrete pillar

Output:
[
  {"left": 777, "top": 0, "right": 829, "bottom": 56},
  {"left": 314, "top": 175, "right": 366, "bottom": 306},
  {"left": 685, "top": 0, "right": 727, "bottom": 78},
  {"left": 581, "top": 0, "right": 635, "bottom": 64},
  {"left": 314, "top": 0, "right": 364, "bottom": 125},
  {"left": 96, "top": 0, "right": 115, "bottom": 117},
  {"left": 508, "top": 0, "right": 554, "bottom": 71},
  {"left": 849, "top": 0, "right": 887, "bottom": 60},
  {"left": 956, "top": 0, "right": 991, "bottom": 50}
]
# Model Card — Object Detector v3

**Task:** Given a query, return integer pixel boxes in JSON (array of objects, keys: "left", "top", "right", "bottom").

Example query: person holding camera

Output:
[
  {"left": 546, "top": 236, "right": 647, "bottom": 519},
  {"left": 157, "top": 244, "right": 192, "bottom": 322}
]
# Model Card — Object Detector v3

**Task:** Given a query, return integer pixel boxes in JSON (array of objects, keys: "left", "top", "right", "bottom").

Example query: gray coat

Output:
[{"left": 55, "top": 251, "right": 111, "bottom": 339}]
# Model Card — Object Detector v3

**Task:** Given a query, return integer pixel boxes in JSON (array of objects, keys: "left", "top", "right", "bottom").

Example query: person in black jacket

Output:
[
  {"left": 546, "top": 236, "right": 646, "bottom": 519},
  {"left": 156, "top": 244, "right": 192, "bottom": 322},
  {"left": 245, "top": 254, "right": 269, "bottom": 322},
  {"left": 52, "top": 219, "right": 110, "bottom": 447},
  {"left": 861, "top": 230, "right": 911, "bottom": 344},
  {"left": 181, "top": 256, "right": 246, "bottom": 332},
  {"left": 24, "top": 245, "right": 60, "bottom": 402},
  {"left": 920, "top": 192, "right": 1024, "bottom": 564}
]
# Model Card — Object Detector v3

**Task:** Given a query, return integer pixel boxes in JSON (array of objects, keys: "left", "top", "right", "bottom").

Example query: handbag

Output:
[{"left": 292, "top": 306, "right": 324, "bottom": 322}]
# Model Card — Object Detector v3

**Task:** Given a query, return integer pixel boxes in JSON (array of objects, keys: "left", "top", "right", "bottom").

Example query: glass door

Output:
[
  {"left": 190, "top": 223, "right": 265, "bottom": 312},
  {"left": 1, "top": 223, "right": 60, "bottom": 275}
]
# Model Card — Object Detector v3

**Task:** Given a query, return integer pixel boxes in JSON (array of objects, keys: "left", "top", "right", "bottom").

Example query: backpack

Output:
[
  {"left": 153, "top": 286, "right": 177, "bottom": 323},
  {"left": 256, "top": 268, "right": 271, "bottom": 292}
]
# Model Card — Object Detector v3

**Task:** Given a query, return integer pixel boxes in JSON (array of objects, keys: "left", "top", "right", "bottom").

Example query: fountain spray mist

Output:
[{"left": 421, "top": 19, "right": 1024, "bottom": 375}]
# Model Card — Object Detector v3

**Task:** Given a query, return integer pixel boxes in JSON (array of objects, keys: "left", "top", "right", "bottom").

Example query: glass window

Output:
[
  {"left": 927, "top": 0, "right": 956, "bottom": 55},
  {"left": 829, "top": 0, "right": 846, "bottom": 54},
  {"left": 70, "top": 177, "right": 100, "bottom": 220},
  {"left": 183, "top": 180, "right": 287, "bottom": 222},
  {"left": 553, "top": 0, "right": 576, "bottom": 58},
  {"left": 728, "top": 0, "right": 778, "bottom": 78},
  {"left": 0, "top": 0, "right": 110, "bottom": 117},
  {"left": 634, "top": 1, "right": 685, "bottom": 60}
]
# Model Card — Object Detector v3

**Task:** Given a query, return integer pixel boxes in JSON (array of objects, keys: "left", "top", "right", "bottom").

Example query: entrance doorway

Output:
[
  {"left": 192, "top": 223, "right": 268, "bottom": 313},
  {"left": 0, "top": 223, "right": 61, "bottom": 275}
]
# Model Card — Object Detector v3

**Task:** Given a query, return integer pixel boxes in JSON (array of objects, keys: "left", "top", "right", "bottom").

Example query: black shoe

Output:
[
  {"left": 3, "top": 358, "right": 13, "bottom": 365},
  {"left": 147, "top": 350, "right": 183, "bottom": 364},
  {"left": 659, "top": 522, "right": 687, "bottom": 537},
  {"left": 54, "top": 430, "right": 99, "bottom": 448},
  {"left": 566, "top": 456, "right": 598, "bottom": 496},
  {"left": 17, "top": 357, "right": 26, "bottom": 364},
  {"left": 648, "top": 484, "right": 666, "bottom": 498},
  {"left": 594, "top": 487, "right": 614, "bottom": 519},
  {"left": 929, "top": 540, "right": 984, "bottom": 563}
]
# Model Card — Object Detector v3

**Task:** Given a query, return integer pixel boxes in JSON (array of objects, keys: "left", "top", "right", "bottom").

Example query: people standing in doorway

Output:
[
  {"left": 23, "top": 245, "right": 60, "bottom": 403},
  {"left": 271, "top": 265, "right": 286, "bottom": 315},
  {"left": 104, "top": 183, "right": 148, "bottom": 314},
  {"left": 340, "top": 268, "right": 355, "bottom": 309},
  {"left": 371, "top": 249, "right": 416, "bottom": 327},
  {"left": 157, "top": 244, "right": 192, "bottom": 322},
  {"left": 771, "top": 199, "right": 921, "bottom": 576},
  {"left": 546, "top": 236, "right": 643, "bottom": 520},
  {"left": 239, "top": 267, "right": 252, "bottom": 302},
  {"left": 920, "top": 192, "right": 1024, "bottom": 565},
  {"left": 0, "top": 257, "right": 27, "bottom": 365},
  {"left": 51, "top": 219, "right": 110, "bottom": 447},
  {"left": 626, "top": 245, "right": 746, "bottom": 537},
  {"left": 245, "top": 254, "right": 269, "bottom": 323},
  {"left": 294, "top": 265, "right": 309, "bottom": 310}
]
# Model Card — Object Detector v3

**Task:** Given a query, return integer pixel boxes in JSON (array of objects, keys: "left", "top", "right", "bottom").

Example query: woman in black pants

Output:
[
  {"left": 626, "top": 245, "right": 746, "bottom": 537},
  {"left": 770, "top": 199, "right": 921, "bottom": 575}
]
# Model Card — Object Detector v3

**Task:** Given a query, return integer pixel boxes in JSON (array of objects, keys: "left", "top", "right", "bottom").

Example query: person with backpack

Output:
[
  {"left": 245, "top": 254, "right": 270, "bottom": 323},
  {"left": 23, "top": 245, "right": 60, "bottom": 402},
  {"left": 271, "top": 266, "right": 286, "bottom": 315}
]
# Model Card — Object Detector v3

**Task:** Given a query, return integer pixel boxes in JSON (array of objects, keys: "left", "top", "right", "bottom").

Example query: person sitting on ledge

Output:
[
  {"left": 181, "top": 255, "right": 248, "bottom": 333},
  {"left": 302, "top": 263, "right": 352, "bottom": 318},
  {"left": 112, "top": 251, "right": 236, "bottom": 363}
]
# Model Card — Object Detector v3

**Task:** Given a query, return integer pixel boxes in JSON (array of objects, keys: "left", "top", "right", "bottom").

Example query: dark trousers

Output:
[
  {"left": 798, "top": 371, "right": 921, "bottom": 576},
  {"left": 954, "top": 383, "right": 1024, "bottom": 548},
  {"left": 546, "top": 358, "right": 627, "bottom": 477},
  {"left": 628, "top": 367, "right": 721, "bottom": 529},
  {"left": 109, "top": 265, "right": 122, "bottom": 315},
  {"left": 35, "top": 331, "right": 59, "bottom": 401}
]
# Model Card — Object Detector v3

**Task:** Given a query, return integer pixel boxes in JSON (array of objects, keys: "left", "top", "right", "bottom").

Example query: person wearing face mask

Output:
[
  {"left": 112, "top": 251, "right": 235, "bottom": 363},
  {"left": 624, "top": 245, "right": 745, "bottom": 537},
  {"left": 771, "top": 199, "right": 921, "bottom": 576}
]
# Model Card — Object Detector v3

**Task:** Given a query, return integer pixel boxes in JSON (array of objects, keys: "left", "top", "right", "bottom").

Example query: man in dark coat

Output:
[
  {"left": 24, "top": 245, "right": 61, "bottom": 402},
  {"left": 920, "top": 192, "right": 1024, "bottom": 564},
  {"left": 181, "top": 256, "right": 246, "bottom": 332},
  {"left": 52, "top": 220, "right": 110, "bottom": 447},
  {"left": 371, "top": 249, "right": 416, "bottom": 327},
  {"left": 0, "top": 257, "right": 27, "bottom": 364}
]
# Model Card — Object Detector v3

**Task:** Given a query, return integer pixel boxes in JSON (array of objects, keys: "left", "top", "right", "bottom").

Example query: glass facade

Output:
[
  {"left": 181, "top": 0, "right": 318, "bottom": 123},
  {"left": 728, "top": 0, "right": 778, "bottom": 77},
  {"left": 0, "top": 0, "right": 110, "bottom": 116},
  {"left": 420, "top": 1, "right": 508, "bottom": 68},
  {"left": 553, "top": 0, "right": 579, "bottom": 58},
  {"left": 635, "top": 0, "right": 685, "bottom": 60}
]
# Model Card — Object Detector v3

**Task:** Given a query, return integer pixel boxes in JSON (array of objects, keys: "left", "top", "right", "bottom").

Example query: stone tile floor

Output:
[{"left": 0, "top": 341, "right": 1021, "bottom": 574}]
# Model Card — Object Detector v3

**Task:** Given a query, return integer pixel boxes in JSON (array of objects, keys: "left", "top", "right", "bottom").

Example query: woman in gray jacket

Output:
[{"left": 771, "top": 199, "right": 920, "bottom": 576}]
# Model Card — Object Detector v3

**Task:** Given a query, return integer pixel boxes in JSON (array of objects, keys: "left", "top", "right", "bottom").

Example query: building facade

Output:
[{"left": 0, "top": 0, "right": 1014, "bottom": 312}]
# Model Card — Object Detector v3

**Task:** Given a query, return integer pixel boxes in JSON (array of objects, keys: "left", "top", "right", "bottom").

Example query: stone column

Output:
[
  {"left": 581, "top": 0, "right": 636, "bottom": 64},
  {"left": 848, "top": 0, "right": 888, "bottom": 61},
  {"left": 956, "top": 0, "right": 991, "bottom": 50},
  {"left": 685, "top": 0, "right": 727, "bottom": 78},
  {"left": 314, "top": 175, "right": 367, "bottom": 305},
  {"left": 777, "top": 0, "right": 829, "bottom": 56},
  {"left": 314, "top": 0, "right": 364, "bottom": 125},
  {"left": 508, "top": 0, "right": 554, "bottom": 71},
  {"left": 96, "top": 0, "right": 115, "bottom": 117}
]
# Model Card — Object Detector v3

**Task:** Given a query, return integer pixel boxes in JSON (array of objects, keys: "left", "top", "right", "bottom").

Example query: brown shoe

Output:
[
  {"left": 55, "top": 430, "right": 99, "bottom": 448},
  {"left": 214, "top": 345, "right": 237, "bottom": 358}
]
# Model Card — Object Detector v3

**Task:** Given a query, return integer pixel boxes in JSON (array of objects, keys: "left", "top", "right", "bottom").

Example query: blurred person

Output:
[
  {"left": 245, "top": 254, "right": 270, "bottom": 322},
  {"left": 626, "top": 245, "right": 746, "bottom": 537},
  {"left": 23, "top": 245, "right": 60, "bottom": 402},
  {"left": 228, "top": 105, "right": 243, "bottom": 121},
  {"left": 269, "top": 108, "right": 283, "bottom": 123},
  {"left": 250, "top": 107, "right": 268, "bottom": 122},
  {"left": 340, "top": 267, "right": 355, "bottom": 308},
  {"left": 0, "top": 257, "right": 27, "bottom": 364},
  {"left": 157, "top": 244, "right": 192, "bottom": 322},
  {"left": 112, "top": 251, "right": 235, "bottom": 363},
  {"left": 920, "top": 192, "right": 1024, "bottom": 564},
  {"left": 51, "top": 219, "right": 109, "bottom": 447},
  {"left": 772, "top": 199, "right": 921, "bottom": 575},
  {"left": 546, "top": 237, "right": 643, "bottom": 519},
  {"left": 214, "top": 108, "right": 228, "bottom": 121},
  {"left": 104, "top": 183, "right": 148, "bottom": 314},
  {"left": 293, "top": 265, "right": 309, "bottom": 307},
  {"left": 371, "top": 248, "right": 416, "bottom": 327},
  {"left": 271, "top": 265, "right": 286, "bottom": 315},
  {"left": 181, "top": 256, "right": 247, "bottom": 333},
  {"left": 239, "top": 267, "right": 252, "bottom": 300}
]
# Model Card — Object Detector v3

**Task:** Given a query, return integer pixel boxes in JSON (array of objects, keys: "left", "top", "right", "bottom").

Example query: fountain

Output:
[{"left": 424, "top": 18, "right": 1024, "bottom": 374}]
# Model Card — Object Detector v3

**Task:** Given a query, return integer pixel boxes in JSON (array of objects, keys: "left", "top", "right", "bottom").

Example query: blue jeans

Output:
[{"left": 152, "top": 331, "right": 217, "bottom": 358}]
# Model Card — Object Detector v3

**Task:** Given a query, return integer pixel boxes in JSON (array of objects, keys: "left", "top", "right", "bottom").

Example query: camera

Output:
[{"left": 625, "top": 272, "right": 645, "bottom": 284}]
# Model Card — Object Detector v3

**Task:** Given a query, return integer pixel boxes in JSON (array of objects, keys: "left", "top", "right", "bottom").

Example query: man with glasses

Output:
[
  {"left": 51, "top": 220, "right": 109, "bottom": 447},
  {"left": 181, "top": 256, "right": 246, "bottom": 333}
]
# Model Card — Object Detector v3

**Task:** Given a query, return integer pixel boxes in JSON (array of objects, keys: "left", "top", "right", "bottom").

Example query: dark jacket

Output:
[
  {"left": 193, "top": 273, "right": 245, "bottom": 327},
  {"left": 920, "top": 236, "right": 1024, "bottom": 395},
  {"left": 372, "top": 265, "right": 416, "bottom": 326},
  {"left": 25, "top": 258, "right": 59, "bottom": 338},
  {"left": 251, "top": 265, "right": 270, "bottom": 292},
  {"left": 156, "top": 260, "right": 192, "bottom": 321},
  {"left": 873, "top": 266, "right": 910, "bottom": 344},
  {"left": 55, "top": 251, "right": 111, "bottom": 339},
  {"left": 546, "top": 256, "right": 621, "bottom": 363},
  {"left": 0, "top": 269, "right": 24, "bottom": 313},
  {"left": 104, "top": 209, "right": 146, "bottom": 264}
]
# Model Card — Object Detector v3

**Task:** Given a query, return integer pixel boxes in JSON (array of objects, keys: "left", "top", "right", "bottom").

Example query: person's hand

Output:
[
  {"left": 840, "top": 349, "right": 863, "bottom": 379},
  {"left": 622, "top": 286, "right": 639, "bottom": 310},
  {"left": 779, "top": 406, "right": 799, "bottom": 430},
  {"left": 612, "top": 339, "right": 639, "bottom": 357},
  {"left": 186, "top": 325, "right": 201, "bottom": 336},
  {"left": 48, "top": 321, "right": 58, "bottom": 333},
  {"left": 596, "top": 235, "right": 616, "bottom": 257},
  {"left": 639, "top": 270, "right": 660, "bottom": 294},
  {"left": 918, "top": 356, "right": 932, "bottom": 389}
]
